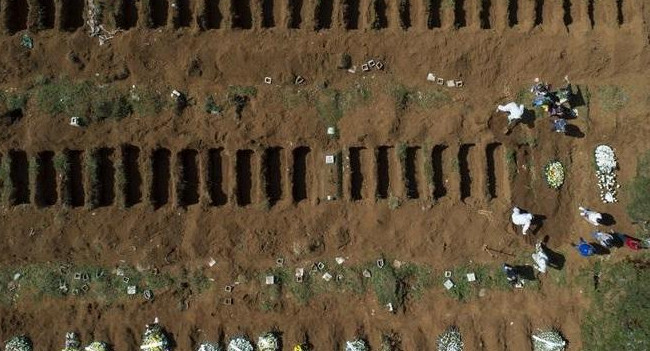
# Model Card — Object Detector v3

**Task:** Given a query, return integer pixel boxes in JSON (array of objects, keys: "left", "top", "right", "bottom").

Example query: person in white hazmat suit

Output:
[
  {"left": 579, "top": 206, "right": 602, "bottom": 226},
  {"left": 511, "top": 206, "right": 534, "bottom": 235},
  {"left": 532, "top": 242, "right": 549, "bottom": 274},
  {"left": 497, "top": 102, "right": 525, "bottom": 134}
]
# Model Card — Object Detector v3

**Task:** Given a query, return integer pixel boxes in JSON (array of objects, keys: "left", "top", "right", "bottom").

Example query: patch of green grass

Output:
[
  {"left": 91, "top": 88, "right": 132, "bottom": 122},
  {"left": 85, "top": 150, "right": 100, "bottom": 209},
  {"left": 548, "top": 266, "right": 568, "bottom": 287},
  {"left": 130, "top": 88, "right": 166, "bottom": 117},
  {"left": 442, "top": 0, "right": 455, "bottom": 9},
  {"left": 35, "top": 78, "right": 94, "bottom": 116},
  {"left": 34, "top": 78, "right": 133, "bottom": 123},
  {"left": 518, "top": 136, "right": 538, "bottom": 148},
  {"left": 396, "top": 143, "right": 407, "bottom": 165},
  {"left": 0, "top": 156, "right": 13, "bottom": 204},
  {"left": 204, "top": 95, "right": 223, "bottom": 115},
  {"left": 259, "top": 269, "right": 284, "bottom": 312},
  {"left": 1, "top": 92, "right": 28, "bottom": 112},
  {"left": 388, "top": 195, "right": 401, "bottom": 210},
  {"left": 315, "top": 90, "right": 344, "bottom": 127},
  {"left": 280, "top": 87, "right": 311, "bottom": 109},
  {"left": 366, "top": 262, "right": 401, "bottom": 307},
  {"left": 627, "top": 150, "right": 650, "bottom": 222},
  {"left": 515, "top": 88, "right": 533, "bottom": 103},
  {"left": 395, "top": 263, "right": 434, "bottom": 300},
  {"left": 597, "top": 85, "right": 628, "bottom": 113},
  {"left": 190, "top": 269, "right": 212, "bottom": 293},
  {"left": 451, "top": 158, "right": 460, "bottom": 172},
  {"left": 581, "top": 257, "right": 650, "bottom": 350},
  {"left": 443, "top": 265, "right": 478, "bottom": 301},
  {"left": 423, "top": 143, "right": 434, "bottom": 188},
  {"left": 413, "top": 88, "right": 450, "bottom": 109},
  {"left": 505, "top": 148, "right": 517, "bottom": 179},
  {"left": 391, "top": 84, "right": 411, "bottom": 111},
  {"left": 227, "top": 85, "right": 257, "bottom": 98}
]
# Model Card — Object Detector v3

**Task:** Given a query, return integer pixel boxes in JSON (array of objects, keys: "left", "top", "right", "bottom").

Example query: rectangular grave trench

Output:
[
  {"left": 231, "top": 0, "right": 252, "bottom": 28},
  {"left": 616, "top": 0, "right": 623, "bottom": 25},
  {"left": 260, "top": 0, "right": 275, "bottom": 28},
  {"left": 534, "top": 0, "right": 543, "bottom": 26},
  {"left": 121, "top": 145, "right": 142, "bottom": 207},
  {"left": 398, "top": 0, "right": 411, "bottom": 29},
  {"left": 479, "top": 0, "right": 491, "bottom": 29},
  {"left": 485, "top": 143, "right": 501, "bottom": 200},
  {"left": 9, "top": 150, "right": 29, "bottom": 205},
  {"left": 342, "top": 0, "right": 359, "bottom": 29},
  {"left": 150, "top": 148, "right": 171, "bottom": 209},
  {"left": 431, "top": 145, "right": 447, "bottom": 199},
  {"left": 349, "top": 147, "right": 364, "bottom": 201},
  {"left": 90, "top": 148, "right": 115, "bottom": 208},
  {"left": 263, "top": 147, "right": 282, "bottom": 206},
  {"left": 177, "top": 149, "right": 199, "bottom": 207},
  {"left": 292, "top": 146, "right": 309, "bottom": 203},
  {"left": 207, "top": 148, "right": 227, "bottom": 206},
  {"left": 314, "top": 0, "right": 333, "bottom": 30},
  {"left": 199, "top": 0, "right": 221, "bottom": 29},
  {"left": 371, "top": 0, "right": 387, "bottom": 29},
  {"left": 375, "top": 146, "right": 391, "bottom": 199},
  {"left": 427, "top": 0, "right": 441, "bottom": 28},
  {"left": 6, "top": 0, "right": 29, "bottom": 34},
  {"left": 172, "top": 0, "right": 192, "bottom": 28},
  {"left": 459, "top": 144, "right": 475, "bottom": 201},
  {"left": 149, "top": 0, "right": 169, "bottom": 27},
  {"left": 35, "top": 151, "right": 57, "bottom": 207},
  {"left": 507, "top": 0, "right": 518, "bottom": 27},
  {"left": 115, "top": 0, "right": 138, "bottom": 29},
  {"left": 404, "top": 146, "right": 420, "bottom": 199},
  {"left": 60, "top": 0, "right": 84, "bottom": 30},
  {"left": 562, "top": 0, "right": 572, "bottom": 26},
  {"left": 34, "top": 0, "right": 55, "bottom": 29},
  {"left": 587, "top": 0, "right": 594, "bottom": 27},
  {"left": 64, "top": 150, "right": 84, "bottom": 207},
  {"left": 287, "top": 0, "right": 302, "bottom": 28},
  {"left": 235, "top": 149, "right": 253, "bottom": 206},
  {"left": 453, "top": 0, "right": 466, "bottom": 28}
]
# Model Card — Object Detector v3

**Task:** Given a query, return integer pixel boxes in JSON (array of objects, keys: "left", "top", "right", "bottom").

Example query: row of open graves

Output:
[{"left": 0, "top": 143, "right": 510, "bottom": 209}]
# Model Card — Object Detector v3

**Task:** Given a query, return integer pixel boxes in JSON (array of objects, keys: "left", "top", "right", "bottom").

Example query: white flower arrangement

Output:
[
  {"left": 437, "top": 327, "right": 464, "bottom": 351},
  {"left": 141, "top": 323, "right": 171, "bottom": 351},
  {"left": 197, "top": 342, "right": 222, "bottom": 351},
  {"left": 62, "top": 332, "right": 81, "bottom": 351},
  {"left": 257, "top": 333, "right": 279, "bottom": 351},
  {"left": 84, "top": 341, "right": 110, "bottom": 351},
  {"left": 595, "top": 145, "right": 619, "bottom": 203},
  {"left": 532, "top": 329, "right": 566, "bottom": 351},
  {"left": 5, "top": 336, "right": 32, "bottom": 351},
  {"left": 544, "top": 161, "right": 565, "bottom": 189},
  {"left": 228, "top": 336, "right": 253, "bottom": 351},
  {"left": 345, "top": 339, "right": 368, "bottom": 351}
]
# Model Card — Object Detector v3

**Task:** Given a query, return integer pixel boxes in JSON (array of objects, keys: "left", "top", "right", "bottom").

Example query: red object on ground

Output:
[{"left": 625, "top": 237, "right": 642, "bottom": 250}]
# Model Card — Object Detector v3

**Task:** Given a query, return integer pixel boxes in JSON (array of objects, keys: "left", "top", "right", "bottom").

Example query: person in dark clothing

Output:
[{"left": 503, "top": 264, "right": 524, "bottom": 288}]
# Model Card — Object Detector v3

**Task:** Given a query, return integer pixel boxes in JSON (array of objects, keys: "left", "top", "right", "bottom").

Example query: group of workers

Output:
[
  {"left": 497, "top": 76, "right": 577, "bottom": 135},
  {"left": 502, "top": 205, "right": 646, "bottom": 288}
]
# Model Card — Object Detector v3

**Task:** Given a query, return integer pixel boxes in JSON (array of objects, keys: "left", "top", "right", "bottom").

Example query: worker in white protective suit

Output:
[
  {"left": 579, "top": 206, "right": 602, "bottom": 226},
  {"left": 511, "top": 206, "right": 534, "bottom": 235},
  {"left": 497, "top": 102, "right": 526, "bottom": 134},
  {"left": 532, "top": 242, "right": 548, "bottom": 273},
  {"left": 497, "top": 102, "right": 525, "bottom": 123}
]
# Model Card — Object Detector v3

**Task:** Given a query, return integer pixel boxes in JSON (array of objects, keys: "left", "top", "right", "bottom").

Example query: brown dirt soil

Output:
[{"left": 0, "top": 0, "right": 649, "bottom": 350}]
